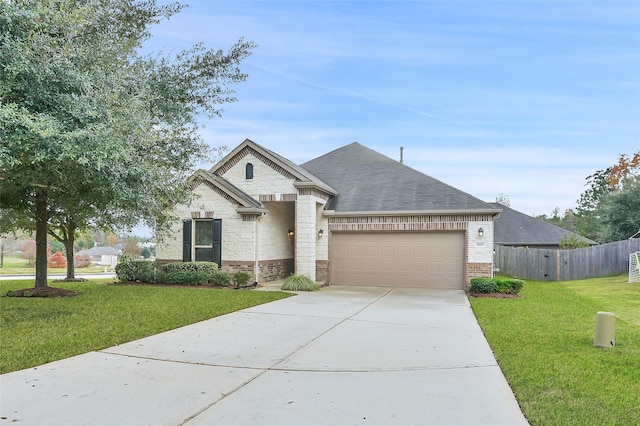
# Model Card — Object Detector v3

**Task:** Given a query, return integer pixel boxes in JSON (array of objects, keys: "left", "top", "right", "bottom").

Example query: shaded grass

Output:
[
  {"left": 0, "top": 280, "right": 292, "bottom": 374},
  {"left": 561, "top": 275, "right": 640, "bottom": 325},
  {"left": 470, "top": 275, "right": 640, "bottom": 426}
]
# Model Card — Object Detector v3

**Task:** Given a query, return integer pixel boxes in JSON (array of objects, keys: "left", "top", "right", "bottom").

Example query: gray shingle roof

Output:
[
  {"left": 489, "top": 202, "right": 596, "bottom": 246},
  {"left": 301, "top": 142, "right": 499, "bottom": 213}
]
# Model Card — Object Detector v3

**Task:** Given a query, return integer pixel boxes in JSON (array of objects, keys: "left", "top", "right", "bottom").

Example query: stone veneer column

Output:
[{"left": 295, "top": 194, "right": 316, "bottom": 281}]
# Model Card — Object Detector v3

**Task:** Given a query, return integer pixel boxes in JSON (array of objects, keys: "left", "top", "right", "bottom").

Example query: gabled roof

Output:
[
  {"left": 488, "top": 202, "right": 597, "bottom": 246},
  {"left": 301, "top": 142, "right": 500, "bottom": 214},
  {"left": 86, "top": 246, "right": 119, "bottom": 256},
  {"left": 211, "top": 139, "right": 337, "bottom": 196},
  {"left": 189, "top": 169, "right": 265, "bottom": 212}
]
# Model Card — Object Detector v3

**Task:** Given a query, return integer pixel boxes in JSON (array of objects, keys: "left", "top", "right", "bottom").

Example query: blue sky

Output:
[{"left": 146, "top": 0, "right": 640, "bottom": 218}]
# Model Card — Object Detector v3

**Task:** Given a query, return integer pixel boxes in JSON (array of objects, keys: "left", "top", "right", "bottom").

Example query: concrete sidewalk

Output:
[{"left": 0, "top": 286, "right": 529, "bottom": 426}]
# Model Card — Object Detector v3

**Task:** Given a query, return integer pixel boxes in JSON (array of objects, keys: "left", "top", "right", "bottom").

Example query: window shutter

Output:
[
  {"left": 183, "top": 220, "right": 192, "bottom": 262},
  {"left": 213, "top": 219, "right": 222, "bottom": 266}
]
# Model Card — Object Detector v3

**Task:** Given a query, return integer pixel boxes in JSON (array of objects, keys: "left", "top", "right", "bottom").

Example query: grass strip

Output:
[
  {"left": 0, "top": 280, "right": 291, "bottom": 374},
  {"left": 470, "top": 276, "right": 640, "bottom": 426}
]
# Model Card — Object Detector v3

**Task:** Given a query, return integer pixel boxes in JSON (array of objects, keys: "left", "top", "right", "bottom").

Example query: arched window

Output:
[{"left": 245, "top": 163, "right": 253, "bottom": 180}]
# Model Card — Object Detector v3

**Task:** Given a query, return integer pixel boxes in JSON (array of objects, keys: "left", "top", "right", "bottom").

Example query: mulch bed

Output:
[
  {"left": 468, "top": 292, "right": 520, "bottom": 299},
  {"left": 4, "top": 287, "right": 79, "bottom": 298}
]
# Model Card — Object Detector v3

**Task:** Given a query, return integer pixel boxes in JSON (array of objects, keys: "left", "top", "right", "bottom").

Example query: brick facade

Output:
[
  {"left": 259, "top": 258, "right": 294, "bottom": 282},
  {"left": 316, "top": 260, "right": 329, "bottom": 283}
]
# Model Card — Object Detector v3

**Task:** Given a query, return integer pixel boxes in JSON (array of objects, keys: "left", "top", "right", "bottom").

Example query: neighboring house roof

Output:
[
  {"left": 212, "top": 139, "right": 337, "bottom": 196},
  {"left": 301, "top": 142, "right": 500, "bottom": 214},
  {"left": 489, "top": 202, "right": 597, "bottom": 246},
  {"left": 86, "top": 246, "right": 120, "bottom": 256},
  {"left": 190, "top": 169, "right": 265, "bottom": 212}
]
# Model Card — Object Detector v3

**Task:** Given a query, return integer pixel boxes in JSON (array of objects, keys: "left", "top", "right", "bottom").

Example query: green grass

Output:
[
  {"left": 0, "top": 258, "right": 106, "bottom": 275},
  {"left": 562, "top": 275, "right": 640, "bottom": 326},
  {"left": 0, "top": 280, "right": 292, "bottom": 374},
  {"left": 471, "top": 275, "right": 640, "bottom": 426}
]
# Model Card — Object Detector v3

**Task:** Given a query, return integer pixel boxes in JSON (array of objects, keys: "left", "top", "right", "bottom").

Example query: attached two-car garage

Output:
[{"left": 330, "top": 232, "right": 465, "bottom": 289}]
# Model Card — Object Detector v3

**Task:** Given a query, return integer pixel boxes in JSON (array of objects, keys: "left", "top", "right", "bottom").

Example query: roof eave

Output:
[{"left": 294, "top": 181, "right": 338, "bottom": 196}]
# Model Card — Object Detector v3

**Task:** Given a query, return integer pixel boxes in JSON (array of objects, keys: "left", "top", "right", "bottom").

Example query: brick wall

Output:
[
  {"left": 467, "top": 262, "right": 493, "bottom": 279},
  {"left": 316, "top": 260, "right": 329, "bottom": 283},
  {"left": 259, "top": 258, "right": 294, "bottom": 282}
]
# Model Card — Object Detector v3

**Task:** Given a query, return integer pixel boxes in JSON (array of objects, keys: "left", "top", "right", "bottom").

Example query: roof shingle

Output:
[{"left": 301, "top": 142, "right": 498, "bottom": 213}]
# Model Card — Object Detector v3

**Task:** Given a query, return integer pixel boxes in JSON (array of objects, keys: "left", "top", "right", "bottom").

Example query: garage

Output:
[{"left": 330, "top": 232, "right": 465, "bottom": 289}]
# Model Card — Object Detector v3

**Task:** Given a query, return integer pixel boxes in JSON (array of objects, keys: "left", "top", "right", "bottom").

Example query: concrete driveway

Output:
[{"left": 0, "top": 286, "right": 529, "bottom": 426}]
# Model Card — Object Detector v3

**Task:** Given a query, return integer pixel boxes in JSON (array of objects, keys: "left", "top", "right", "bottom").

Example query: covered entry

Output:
[{"left": 331, "top": 232, "right": 464, "bottom": 289}]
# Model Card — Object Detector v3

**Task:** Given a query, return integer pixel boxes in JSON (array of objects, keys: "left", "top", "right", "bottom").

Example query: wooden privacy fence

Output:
[{"left": 494, "top": 239, "right": 640, "bottom": 281}]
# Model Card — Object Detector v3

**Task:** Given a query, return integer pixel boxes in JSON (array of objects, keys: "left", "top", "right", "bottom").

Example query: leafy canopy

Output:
[{"left": 0, "top": 0, "right": 255, "bottom": 286}]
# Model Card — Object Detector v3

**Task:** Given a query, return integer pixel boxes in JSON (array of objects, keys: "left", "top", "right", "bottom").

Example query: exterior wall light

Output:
[
  {"left": 288, "top": 229, "right": 294, "bottom": 236},
  {"left": 478, "top": 228, "right": 484, "bottom": 237},
  {"left": 318, "top": 229, "right": 324, "bottom": 238}
]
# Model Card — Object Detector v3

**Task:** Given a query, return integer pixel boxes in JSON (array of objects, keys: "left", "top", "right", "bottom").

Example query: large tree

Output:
[
  {"left": 600, "top": 181, "right": 640, "bottom": 242},
  {"left": 0, "top": 0, "right": 255, "bottom": 288}
]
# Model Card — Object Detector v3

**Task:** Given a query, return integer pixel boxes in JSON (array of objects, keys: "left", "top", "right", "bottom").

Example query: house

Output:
[
  {"left": 77, "top": 246, "right": 120, "bottom": 267},
  {"left": 488, "top": 203, "right": 596, "bottom": 248},
  {"left": 156, "top": 139, "right": 502, "bottom": 289}
]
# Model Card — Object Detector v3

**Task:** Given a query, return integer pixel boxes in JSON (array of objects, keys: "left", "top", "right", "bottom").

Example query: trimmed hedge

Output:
[
  {"left": 470, "top": 277, "right": 524, "bottom": 294},
  {"left": 115, "top": 260, "right": 230, "bottom": 286},
  {"left": 115, "top": 259, "right": 157, "bottom": 283}
]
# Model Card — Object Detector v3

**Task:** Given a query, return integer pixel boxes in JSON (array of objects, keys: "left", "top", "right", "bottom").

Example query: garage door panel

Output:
[{"left": 331, "top": 232, "right": 464, "bottom": 289}]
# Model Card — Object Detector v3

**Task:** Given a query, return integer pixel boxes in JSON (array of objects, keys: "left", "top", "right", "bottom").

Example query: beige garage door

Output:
[{"left": 331, "top": 232, "right": 464, "bottom": 289}]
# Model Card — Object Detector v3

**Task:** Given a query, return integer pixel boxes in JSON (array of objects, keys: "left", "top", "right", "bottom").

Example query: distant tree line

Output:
[{"left": 536, "top": 151, "right": 640, "bottom": 243}]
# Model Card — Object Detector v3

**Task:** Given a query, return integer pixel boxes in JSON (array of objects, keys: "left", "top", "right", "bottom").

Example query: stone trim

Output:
[
  {"left": 191, "top": 211, "right": 215, "bottom": 219},
  {"left": 259, "top": 193, "right": 298, "bottom": 202}
]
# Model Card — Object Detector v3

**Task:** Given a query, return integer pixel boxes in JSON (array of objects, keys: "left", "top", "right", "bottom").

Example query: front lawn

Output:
[
  {"left": 0, "top": 280, "right": 292, "bottom": 374},
  {"left": 0, "top": 258, "right": 105, "bottom": 275},
  {"left": 471, "top": 275, "right": 640, "bottom": 426}
]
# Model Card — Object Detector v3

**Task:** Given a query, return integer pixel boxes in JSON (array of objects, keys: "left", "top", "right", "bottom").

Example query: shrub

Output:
[
  {"left": 48, "top": 251, "right": 67, "bottom": 268},
  {"left": 115, "top": 258, "right": 157, "bottom": 283},
  {"left": 282, "top": 274, "right": 319, "bottom": 291},
  {"left": 469, "top": 278, "right": 498, "bottom": 294},
  {"left": 74, "top": 253, "right": 91, "bottom": 268},
  {"left": 233, "top": 271, "right": 251, "bottom": 286},
  {"left": 471, "top": 277, "right": 524, "bottom": 294},
  {"left": 495, "top": 278, "right": 524, "bottom": 294},
  {"left": 160, "top": 262, "right": 221, "bottom": 286},
  {"left": 163, "top": 261, "right": 219, "bottom": 274},
  {"left": 162, "top": 270, "right": 210, "bottom": 285},
  {"left": 208, "top": 272, "right": 231, "bottom": 287}
]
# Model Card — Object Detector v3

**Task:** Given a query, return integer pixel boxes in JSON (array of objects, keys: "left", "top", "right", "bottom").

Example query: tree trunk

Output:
[
  {"left": 34, "top": 191, "right": 49, "bottom": 288},
  {"left": 65, "top": 221, "right": 76, "bottom": 280}
]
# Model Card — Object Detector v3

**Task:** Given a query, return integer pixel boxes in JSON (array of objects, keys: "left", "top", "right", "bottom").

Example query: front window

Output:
[{"left": 194, "top": 219, "right": 221, "bottom": 263}]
